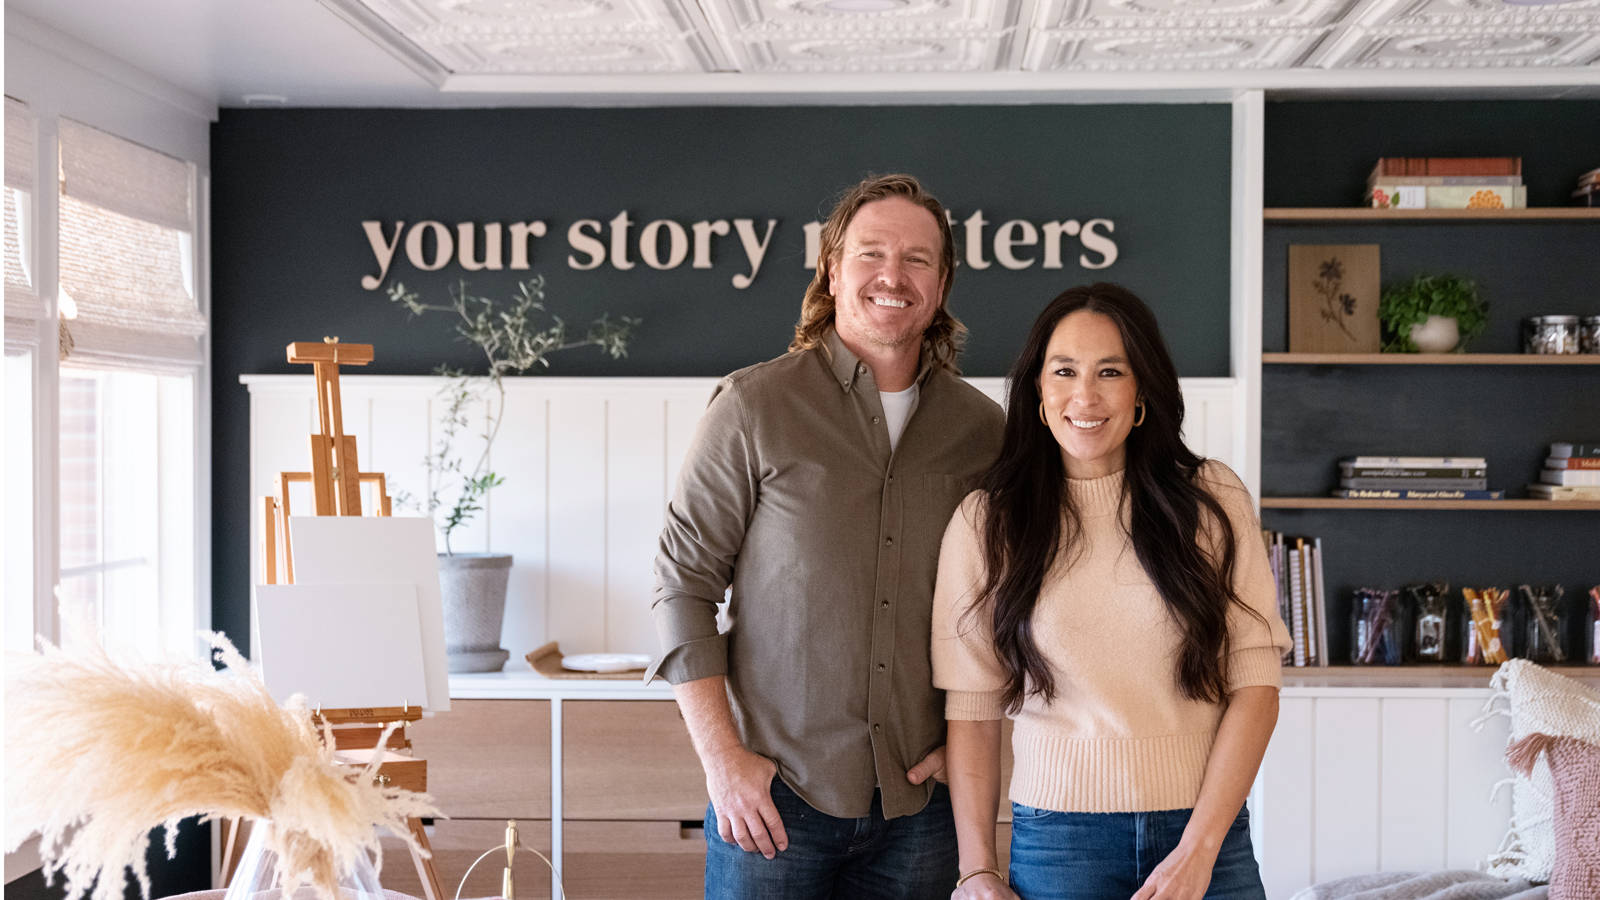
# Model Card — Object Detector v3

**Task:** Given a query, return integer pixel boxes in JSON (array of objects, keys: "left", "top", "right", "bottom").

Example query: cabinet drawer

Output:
[
  {"left": 378, "top": 818, "right": 555, "bottom": 900},
  {"left": 563, "top": 700, "right": 707, "bottom": 820},
  {"left": 409, "top": 699, "right": 552, "bottom": 819},
  {"left": 564, "top": 820, "right": 706, "bottom": 899}
]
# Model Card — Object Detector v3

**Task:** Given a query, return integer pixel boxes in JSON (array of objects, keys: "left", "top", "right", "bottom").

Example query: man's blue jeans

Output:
[
  {"left": 703, "top": 776, "right": 957, "bottom": 899},
  {"left": 1007, "top": 804, "right": 1266, "bottom": 899}
]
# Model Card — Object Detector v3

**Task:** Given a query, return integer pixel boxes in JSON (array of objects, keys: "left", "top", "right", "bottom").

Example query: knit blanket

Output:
[{"left": 1288, "top": 870, "right": 1546, "bottom": 899}]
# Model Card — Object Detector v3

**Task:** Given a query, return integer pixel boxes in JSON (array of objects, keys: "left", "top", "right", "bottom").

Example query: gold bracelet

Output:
[{"left": 955, "top": 867, "right": 1004, "bottom": 887}]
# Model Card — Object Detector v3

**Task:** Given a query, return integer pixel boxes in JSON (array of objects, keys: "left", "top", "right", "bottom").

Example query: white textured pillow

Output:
[{"left": 1482, "top": 660, "right": 1600, "bottom": 882}]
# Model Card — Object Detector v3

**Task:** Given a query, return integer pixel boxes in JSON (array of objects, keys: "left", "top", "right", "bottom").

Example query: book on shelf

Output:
[
  {"left": 1550, "top": 442, "right": 1600, "bottom": 458},
  {"left": 1339, "top": 477, "right": 1489, "bottom": 491},
  {"left": 1526, "top": 483, "right": 1600, "bottom": 500},
  {"left": 1369, "top": 157, "right": 1522, "bottom": 180},
  {"left": 1287, "top": 537, "right": 1307, "bottom": 667},
  {"left": 1367, "top": 174, "right": 1523, "bottom": 187},
  {"left": 1543, "top": 456, "right": 1600, "bottom": 470},
  {"left": 1330, "top": 488, "right": 1506, "bottom": 500},
  {"left": 1368, "top": 184, "right": 1527, "bottom": 210},
  {"left": 1310, "top": 537, "right": 1328, "bottom": 667},
  {"left": 1341, "top": 455, "right": 1487, "bottom": 468},
  {"left": 1539, "top": 468, "right": 1600, "bottom": 487},
  {"left": 1340, "top": 464, "right": 1487, "bottom": 479},
  {"left": 1263, "top": 529, "right": 1324, "bottom": 667}
]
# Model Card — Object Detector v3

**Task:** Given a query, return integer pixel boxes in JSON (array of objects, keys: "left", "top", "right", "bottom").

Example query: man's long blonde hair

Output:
[{"left": 789, "top": 174, "right": 966, "bottom": 372}]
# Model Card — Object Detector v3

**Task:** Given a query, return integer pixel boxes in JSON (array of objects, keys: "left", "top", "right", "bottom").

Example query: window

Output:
[{"left": 3, "top": 99, "right": 208, "bottom": 658}]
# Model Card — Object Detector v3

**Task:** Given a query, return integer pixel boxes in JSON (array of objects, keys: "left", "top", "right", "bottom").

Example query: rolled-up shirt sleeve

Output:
[{"left": 646, "top": 379, "right": 760, "bottom": 684}]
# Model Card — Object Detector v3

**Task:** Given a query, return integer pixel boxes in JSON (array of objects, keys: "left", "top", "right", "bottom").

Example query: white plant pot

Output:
[
  {"left": 1409, "top": 315, "right": 1460, "bottom": 353},
  {"left": 438, "top": 552, "right": 513, "bottom": 672}
]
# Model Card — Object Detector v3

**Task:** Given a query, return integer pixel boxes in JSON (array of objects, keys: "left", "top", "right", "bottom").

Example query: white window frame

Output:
[{"left": 4, "top": 19, "right": 214, "bottom": 656}]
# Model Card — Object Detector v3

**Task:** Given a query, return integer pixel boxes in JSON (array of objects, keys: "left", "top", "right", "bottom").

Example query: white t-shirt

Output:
[{"left": 879, "top": 384, "right": 918, "bottom": 453}]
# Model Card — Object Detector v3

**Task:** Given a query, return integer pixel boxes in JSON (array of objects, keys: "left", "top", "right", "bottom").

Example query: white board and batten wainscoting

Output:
[{"left": 246, "top": 374, "right": 1519, "bottom": 899}]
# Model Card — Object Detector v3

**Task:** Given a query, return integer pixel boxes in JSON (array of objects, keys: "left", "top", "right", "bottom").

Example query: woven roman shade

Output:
[
  {"left": 56, "top": 117, "right": 204, "bottom": 371},
  {"left": 4, "top": 97, "right": 41, "bottom": 351}
]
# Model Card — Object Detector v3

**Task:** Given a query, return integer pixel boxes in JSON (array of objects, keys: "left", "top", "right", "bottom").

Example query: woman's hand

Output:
[
  {"left": 1129, "top": 839, "right": 1219, "bottom": 900},
  {"left": 952, "top": 870, "right": 1020, "bottom": 900}
]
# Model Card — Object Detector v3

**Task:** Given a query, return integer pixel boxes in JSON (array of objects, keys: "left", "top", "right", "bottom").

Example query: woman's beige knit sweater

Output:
[{"left": 931, "top": 461, "right": 1291, "bottom": 813}]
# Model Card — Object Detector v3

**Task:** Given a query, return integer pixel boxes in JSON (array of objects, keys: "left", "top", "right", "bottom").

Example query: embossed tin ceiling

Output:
[{"left": 331, "top": 0, "right": 1600, "bottom": 77}]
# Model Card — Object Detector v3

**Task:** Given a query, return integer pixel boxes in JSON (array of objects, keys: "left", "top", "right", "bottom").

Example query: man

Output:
[{"left": 646, "top": 173, "right": 1005, "bottom": 898}]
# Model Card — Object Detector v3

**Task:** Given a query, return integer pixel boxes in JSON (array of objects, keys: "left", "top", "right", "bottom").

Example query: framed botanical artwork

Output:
[{"left": 1288, "top": 244, "right": 1381, "bottom": 353}]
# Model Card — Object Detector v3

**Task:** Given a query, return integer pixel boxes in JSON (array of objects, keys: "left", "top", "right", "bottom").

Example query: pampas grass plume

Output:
[{"left": 5, "top": 616, "right": 440, "bottom": 900}]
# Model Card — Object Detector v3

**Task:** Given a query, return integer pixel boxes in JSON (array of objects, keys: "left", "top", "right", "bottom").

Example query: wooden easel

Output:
[{"left": 229, "top": 338, "right": 443, "bottom": 900}]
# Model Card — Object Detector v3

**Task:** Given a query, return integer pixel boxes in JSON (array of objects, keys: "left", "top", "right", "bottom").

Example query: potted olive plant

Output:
[
  {"left": 387, "top": 275, "right": 637, "bottom": 671},
  {"left": 1377, "top": 273, "right": 1489, "bottom": 353}
]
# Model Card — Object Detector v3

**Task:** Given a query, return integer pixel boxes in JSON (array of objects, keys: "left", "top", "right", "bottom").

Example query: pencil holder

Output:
[
  {"left": 1518, "top": 584, "right": 1567, "bottom": 664},
  {"left": 1350, "top": 588, "right": 1404, "bottom": 665},
  {"left": 1461, "top": 587, "right": 1511, "bottom": 665}
]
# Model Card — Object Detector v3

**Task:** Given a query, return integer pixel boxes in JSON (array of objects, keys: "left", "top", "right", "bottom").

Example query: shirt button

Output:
[
  {"left": 881, "top": 599, "right": 890, "bottom": 609},
  {"left": 857, "top": 363, "right": 867, "bottom": 376},
  {"left": 872, "top": 416, "right": 880, "bottom": 424},
  {"left": 884, "top": 536, "right": 894, "bottom": 546},
  {"left": 876, "top": 662, "right": 886, "bottom": 671},
  {"left": 872, "top": 723, "right": 881, "bottom": 733}
]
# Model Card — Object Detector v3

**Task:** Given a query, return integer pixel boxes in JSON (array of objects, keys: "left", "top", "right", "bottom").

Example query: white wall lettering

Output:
[
  {"left": 691, "top": 220, "right": 731, "bottom": 269},
  {"left": 406, "top": 221, "right": 453, "bottom": 272},
  {"left": 1041, "top": 220, "right": 1081, "bottom": 270},
  {"left": 457, "top": 222, "right": 503, "bottom": 272},
  {"left": 360, "top": 220, "right": 405, "bottom": 289},
  {"left": 640, "top": 219, "right": 689, "bottom": 271},
  {"left": 509, "top": 221, "right": 549, "bottom": 270},
  {"left": 962, "top": 211, "right": 990, "bottom": 271},
  {"left": 994, "top": 220, "right": 1038, "bottom": 271},
  {"left": 731, "top": 219, "right": 777, "bottom": 290},
  {"left": 1080, "top": 219, "right": 1118, "bottom": 269},
  {"left": 361, "top": 211, "right": 1121, "bottom": 288},
  {"left": 567, "top": 219, "right": 605, "bottom": 270},
  {"left": 802, "top": 221, "right": 822, "bottom": 271}
]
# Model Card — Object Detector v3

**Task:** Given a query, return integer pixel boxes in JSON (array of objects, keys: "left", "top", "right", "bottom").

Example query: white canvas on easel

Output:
[
  {"left": 254, "top": 583, "right": 429, "bottom": 709},
  {"left": 288, "top": 515, "right": 450, "bottom": 711}
]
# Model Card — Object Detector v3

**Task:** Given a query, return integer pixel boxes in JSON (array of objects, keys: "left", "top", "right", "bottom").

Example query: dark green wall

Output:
[
  {"left": 209, "top": 104, "right": 1234, "bottom": 652},
  {"left": 1261, "top": 99, "right": 1600, "bottom": 663}
]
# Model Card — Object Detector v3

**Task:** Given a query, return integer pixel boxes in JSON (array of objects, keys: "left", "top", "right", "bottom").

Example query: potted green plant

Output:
[
  {"left": 1377, "top": 273, "right": 1489, "bottom": 353},
  {"left": 387, "top": 275, "right": 638, "bottom": 671}
]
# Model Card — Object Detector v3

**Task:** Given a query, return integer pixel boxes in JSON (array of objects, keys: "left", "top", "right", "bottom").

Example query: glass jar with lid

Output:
[{"left": 1524, "top": 315, "right": 1581, "bottom": 354}]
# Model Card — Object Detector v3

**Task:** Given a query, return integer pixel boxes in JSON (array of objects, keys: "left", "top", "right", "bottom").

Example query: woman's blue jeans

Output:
[
  {"left": 702, "top": 776, "right": 957, "bottom": 899},
  {"left": 1007, "top": 804, "right": 1265, "bottom": 899}
]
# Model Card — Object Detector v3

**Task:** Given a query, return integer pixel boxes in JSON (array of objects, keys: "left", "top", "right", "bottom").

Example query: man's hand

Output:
[
  {"left": 706, "top": 745, "right": 788, "bottom": 859},
  {"left": 907, "top": 744, "right": 948, "bottom": 785}
]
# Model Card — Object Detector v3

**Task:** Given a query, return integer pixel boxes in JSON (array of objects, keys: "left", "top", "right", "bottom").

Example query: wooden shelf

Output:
[
  {"left": 1282, "top": 665, "right": 1600, "bottom": 690},
  {"left": 1265, "top": 207, "right": 1600, "bottom": 222},
  {"left": 1263, "top": 352, "right": 1600, "bottom": 365},
  {"left": 1263, "top": 497, "right": 1600, "bottom": 511}
]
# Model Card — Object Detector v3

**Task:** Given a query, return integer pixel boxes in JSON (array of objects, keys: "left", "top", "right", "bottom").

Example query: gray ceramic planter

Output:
[{"left": 438, "top": 552, "right": 513, "bottom": 672}]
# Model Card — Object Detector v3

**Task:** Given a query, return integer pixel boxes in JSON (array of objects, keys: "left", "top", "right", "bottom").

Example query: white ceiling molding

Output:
[{"left": 311, "top": 0, "right": 1598, "bottom": 83}]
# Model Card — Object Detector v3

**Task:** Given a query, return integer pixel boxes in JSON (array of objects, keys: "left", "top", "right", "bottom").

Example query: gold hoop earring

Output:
[
  {"left": 1132, "top": 400, "right": 1146, "bottom": 428},
  {"left": 1038, "top": 401, "right": 1049, "bottom": 426}
]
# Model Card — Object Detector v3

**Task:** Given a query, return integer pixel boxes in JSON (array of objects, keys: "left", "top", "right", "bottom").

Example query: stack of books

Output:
[
  {"left": 1367, "top": 157, "right": 1525, "bottom": 210},
  {"left": 1574, "top": 167, "right": 1600, "bottom": 208},
  {"left": 1331, "top": 456, "right": 1502, "bottom": 500},
  {"left": 1529, "top": 441, "right": 1600, "bottom": 500},
  {"left": 1263, "top": 529, "right": 1326, "bottom": 667}
]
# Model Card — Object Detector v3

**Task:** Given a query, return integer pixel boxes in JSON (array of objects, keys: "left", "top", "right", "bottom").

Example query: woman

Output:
[{"left": 932, "top": 283, "right": 1290, "bottom": 900}]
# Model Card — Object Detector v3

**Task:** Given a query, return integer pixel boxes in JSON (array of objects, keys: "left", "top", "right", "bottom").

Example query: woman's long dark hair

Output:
[{"left": 976, "top": 283, "right": 1256, "bottom": 712}]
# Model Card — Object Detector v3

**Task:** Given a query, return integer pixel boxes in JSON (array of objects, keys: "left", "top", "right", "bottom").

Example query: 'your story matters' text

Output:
[{"left": 361, "top": 212, "right": 1119, "bottom": 291}]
